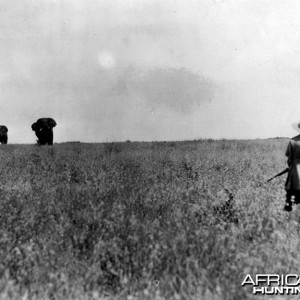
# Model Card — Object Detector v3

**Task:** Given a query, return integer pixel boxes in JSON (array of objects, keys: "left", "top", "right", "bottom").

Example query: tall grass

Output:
[{"left": 0, "top": 139, "right": 297, "bottom": 300}]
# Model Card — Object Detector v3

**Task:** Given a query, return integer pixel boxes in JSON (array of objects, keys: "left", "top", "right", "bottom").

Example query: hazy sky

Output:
[{"left": 1, "top": 0, "right": 300, "bottom": 143}]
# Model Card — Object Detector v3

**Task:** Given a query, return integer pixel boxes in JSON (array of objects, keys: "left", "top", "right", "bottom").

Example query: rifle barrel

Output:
[{"left": 266, "top": 168, "right": 289, "bottom": 183}]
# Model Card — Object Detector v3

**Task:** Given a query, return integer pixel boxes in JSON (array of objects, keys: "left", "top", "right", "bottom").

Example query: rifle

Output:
[{"left": 267, "top": 168, "right": 289, "bottom": 182}]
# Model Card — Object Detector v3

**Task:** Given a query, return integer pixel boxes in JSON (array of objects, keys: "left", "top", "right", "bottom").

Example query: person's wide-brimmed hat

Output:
[{"left": 292, "top": 122, "right": 300, "bottom": 133}]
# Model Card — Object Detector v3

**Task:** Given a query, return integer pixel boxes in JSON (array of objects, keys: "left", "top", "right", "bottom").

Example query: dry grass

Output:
[{"left": 0, "top": 139, "right": 298, "bottom": 300}]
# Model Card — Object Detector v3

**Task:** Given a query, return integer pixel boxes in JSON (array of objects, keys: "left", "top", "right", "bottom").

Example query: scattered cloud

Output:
[
  {"left": 102, "top": 67, "right": 216, "bottom": 114},
  {"left": 135, "top": 68, "right": 215, "bottom": 113}
]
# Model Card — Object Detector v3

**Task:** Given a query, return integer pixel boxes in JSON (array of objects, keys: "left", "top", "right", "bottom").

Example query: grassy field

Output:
[{"left": 0, "top": 139, "right": 298, "bottom": 300}]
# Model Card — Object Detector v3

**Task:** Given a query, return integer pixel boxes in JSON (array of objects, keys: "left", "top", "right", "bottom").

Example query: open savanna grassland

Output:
[{"left": 0, "top": 139, "right": 298, "bottom": 300}]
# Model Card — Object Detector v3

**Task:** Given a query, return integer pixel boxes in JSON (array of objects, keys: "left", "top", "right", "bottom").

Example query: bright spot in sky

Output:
[{"left": 98, "top": 52, "right": 116, "bottom": 69}]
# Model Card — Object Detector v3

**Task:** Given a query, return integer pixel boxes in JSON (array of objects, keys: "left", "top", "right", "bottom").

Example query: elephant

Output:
[
  {"left": 31, "top": 118, "right": 57, "bottom": 145},
  {"left": 0, "top": 126, "right": 8, "bottom": 144}
]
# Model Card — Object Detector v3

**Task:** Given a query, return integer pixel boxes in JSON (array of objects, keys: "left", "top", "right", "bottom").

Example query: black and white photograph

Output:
[{"left": 1, "top": 1, "right": 300, "bottom": 299}]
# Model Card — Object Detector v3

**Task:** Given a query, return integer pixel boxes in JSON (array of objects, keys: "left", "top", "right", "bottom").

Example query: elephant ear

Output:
[
  {"left": 0, "top": 126, "right": 8, "bottom": 133},
  {"left": 31, "top": 123, "right": 38, "bottom": 131},
  {"left": 48, "top": 118, "right": 57, "bottom": 128}
]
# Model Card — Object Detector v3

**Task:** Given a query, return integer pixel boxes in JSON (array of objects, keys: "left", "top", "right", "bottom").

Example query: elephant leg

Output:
[
  {"left": 39, "top": 137, "right": 47, "bottom": 145},
  {"left": 49, "top": 130, "right": 53, "bottom": 145},
  {"left": 36, "top": 131, "right": 46, "bottom": 145},
  {"left": 0, "top": 135, "right": 7, "bottom": 144},
  {"left": 46, "top": 130, "right": 54, "bottom": 145}
]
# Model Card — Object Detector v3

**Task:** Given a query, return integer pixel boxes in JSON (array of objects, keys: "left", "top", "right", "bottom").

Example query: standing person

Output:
[{"left": 284, "top": 125, "right": 300, "bottom": 211}]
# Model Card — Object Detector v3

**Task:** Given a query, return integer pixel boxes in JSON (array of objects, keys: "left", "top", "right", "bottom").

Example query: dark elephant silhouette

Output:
[
  {"left": 0, "top": 126, "right": 8, "bottom": 144},
  {"left": 31, "top": 118, "right": 57, "bottom": 145}
]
